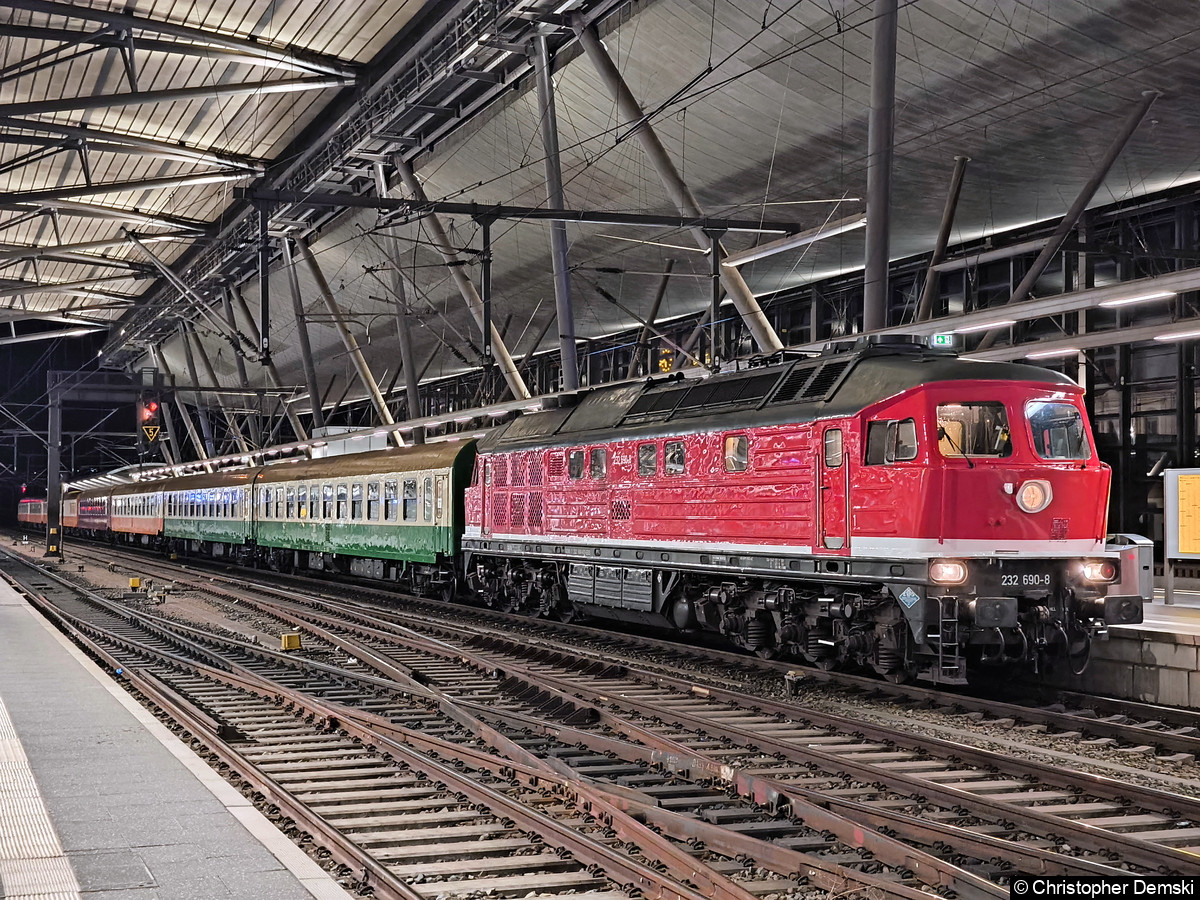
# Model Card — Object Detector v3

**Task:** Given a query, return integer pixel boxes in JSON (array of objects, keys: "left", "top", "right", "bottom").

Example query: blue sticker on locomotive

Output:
[{"left": 898, "top": 587, "right": 920, "bottom": 608}]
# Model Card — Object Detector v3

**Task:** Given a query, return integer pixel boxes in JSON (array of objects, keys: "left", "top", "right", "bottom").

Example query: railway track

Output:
[
  {"left": 60, "top": 537, "right": 1200, "bottom": 766},
  {"left": 9, "top": 543, "right": 1200, "bottom": 897},
  {"left": 3, "top": 548, "right": 946, "bottom": 900}
]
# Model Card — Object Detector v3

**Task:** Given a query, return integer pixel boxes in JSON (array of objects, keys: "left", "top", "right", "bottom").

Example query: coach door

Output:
[{"left": 818, "top": 427, "right": 847, "bottom": 551}]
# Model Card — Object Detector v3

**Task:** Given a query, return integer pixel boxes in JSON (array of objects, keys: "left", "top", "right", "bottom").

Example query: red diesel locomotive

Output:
[{"left": 463, "top": 338, "right": 1147, "bottom": 683}]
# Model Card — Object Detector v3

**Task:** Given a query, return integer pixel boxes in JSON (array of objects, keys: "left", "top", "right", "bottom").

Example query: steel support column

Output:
[
  {"left": 391, "top": 268, "right": 424, "bottom": 444},
  {"left": 629, "top": 259, "right": 674, "bottom": 378},
  {"left": 863, "top": 0, "right": 897, "bottom": 332},
  {"left": 532, "top": 31, "right": 579, "bottom": 391},
  {"left": 152, "top": 345, "right": 213, "bottom": 472},
  {"left": 975, "top": 91, "right": 1159, "bottom": 350},
  {"left": 281, "top": 239, "right": 326, "bottom": 430},
  {"left": 189, "top": 325, "right": 251, "bottom": 454},
  {"left": 44, "top": 377, "right": 61, "bottom": 558},
  {"left": 915, "top": 155, "right": 969, "bottom": 322},
  {"left": 572, "top": 20, "right": 783, "bottom": 355},
  {"left": 221, "top": 287, "right": 260, "bottom": 447},
  {"left": 229, "top": 287, "right": 309, "bottom": 444},
  {"left": 391, "top": 155, "right": 530, "bottom": 400},
  {"left": 296, "top": 238, "right": 401, "bottom": 447},
  {"left": 178, "top": 323, "right": 217, "bottom": 457}
]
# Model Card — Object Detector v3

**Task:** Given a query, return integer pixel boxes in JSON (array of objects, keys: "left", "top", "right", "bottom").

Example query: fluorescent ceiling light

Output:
[
  {"left": 722, "top": 213, "right": 866, "bottom": 267},
  {"left": 1025, "top": 347, "right": 1080, "bottom": 359},
  {"left": 1155, "top": 329, "right": 1200, "bottom": 343},
  {"left": 953, "top": 319, "right": 1015, "bottom": 334},
  {"left": 1098, "top": 290, "right": 1176, "bottom": 308}
]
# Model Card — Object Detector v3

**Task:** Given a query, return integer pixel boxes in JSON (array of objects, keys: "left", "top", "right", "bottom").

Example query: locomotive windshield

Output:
[
  {"left": 936, "top": 402, "right": 1013, "bottom": 458},
  {"left": 1026, "top": 400, "right": 1090, "bottom": 460}
]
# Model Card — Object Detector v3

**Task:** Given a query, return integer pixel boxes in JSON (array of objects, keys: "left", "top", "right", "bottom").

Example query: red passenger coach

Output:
[
  {"left": 17, "top": 497, "right": 46, "bottom": 528},
  {"left": 464, "top": 338, "right": 1148, "bottom": 684}
]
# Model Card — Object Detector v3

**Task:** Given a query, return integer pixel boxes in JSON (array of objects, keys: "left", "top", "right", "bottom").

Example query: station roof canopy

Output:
[{"left": 2, "top": 0, "right": 1199, "bottom": 399}]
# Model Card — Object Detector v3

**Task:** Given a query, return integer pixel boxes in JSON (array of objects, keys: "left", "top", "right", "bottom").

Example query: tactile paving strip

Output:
[{"left": 0, "top": 695, "right": 81, "bottom": 900}]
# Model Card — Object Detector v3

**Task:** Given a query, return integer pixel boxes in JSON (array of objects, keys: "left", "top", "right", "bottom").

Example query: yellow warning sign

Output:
[
  {"left": 1178, "top": 474, "right": 1200, "bottom": 554},
  {"left": 142, "top": 425, "right": 161, "bottom": 442}
]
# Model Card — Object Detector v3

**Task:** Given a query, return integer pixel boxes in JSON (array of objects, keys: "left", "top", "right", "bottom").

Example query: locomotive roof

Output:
[{"left": 480, "top": 342, "right": 1076, "bottom": 452}]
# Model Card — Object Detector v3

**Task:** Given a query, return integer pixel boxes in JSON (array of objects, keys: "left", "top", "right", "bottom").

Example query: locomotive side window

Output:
[
  {"left": 866, "top": 419, "right": 918, "bottom": 464},
  {"left": 336, "top": 484, "right": 348, "bottom": 520},
  {"left": 568, "top": 449, "right": 585, "bottom": 479},
  {"left": 638, "top": 443, "right": 657, "bottom": 476},
  {"left": 1026, "top": 401, "right": 1090, "bottom": 460},
  {"left": 724, "top": 435, "right": 749, "bottom": 472},
  {"left": 665, "top": 441, "right": 685, "bottom": 475},
  {"left": 824, "top": 429, "right": 843, "bottom": 468},
  {"left": 367, "top": 482, "right": 380, "bottom": 520},
  {"left": 937, "top": 403, "right": 1012, "bottom": 458},
  {"left": 351, "top": 483, "right": 364, "bottom": 520},
  {"left": 403, "top": 479, "right": 418, "bottom": 521},
  {"left": 589, "top": 448, "right": 607, "bottom": 479},
  {"left": 384, "top": 480, "right": 398, "bottom": 521}
]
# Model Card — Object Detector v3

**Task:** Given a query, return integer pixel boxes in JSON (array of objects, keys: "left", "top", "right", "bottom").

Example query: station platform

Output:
[
  {"left": 0, "top": 578, "right": 353, "bottom": 900},
  {"left": 1048, "top": 585, "right": 1200, "bottom": 707}
]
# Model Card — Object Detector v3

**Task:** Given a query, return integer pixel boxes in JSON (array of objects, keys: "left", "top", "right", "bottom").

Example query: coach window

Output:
[
  {"left": 384, "top": 480, "right": 398, "bottom": 521},
  {"left": 568, "top": 449, "right": 585, "bottom": 479},
  {"left": 286, "top": 486, "right": 296, "bottom": 519},
  {"left": 322, "top": 484, "right": 334, "bottom": 519},
  {"left": 724, "top": 435, "right": 749, "bottom": 472},
  {"left": 367, "top": 482, "right": 380, "bottom": 521},
  {"left": 435, "top": 477, "right": 444, "bottom": 520},
  {"left": 589, "top": 448, "right": 607, "bottom": 479},
  {"left": 351, "top": 483, "right": 364, "bottom": 520},
  {"left": 824, "top": 429, "right": 843, "bottom": 468},
  {"left": 308, "top": 484, "right": 319, "bottom": 519},
  {"left": 638, "top": 443, "right": 657, "bottom": 477},
  {"left": 665, "top": 440, "right": 685, "bottom": 475},
  {"left": 423, "top": 476, "right": 433, "bottom": 521},
  {"left": 259, "top": 487, "right": 269, "bottom": 519},
  {"left": 273, "top": 487, "right": 283, "bottom": 519},
  {"left": 296, "top": 485, "right": 307, "bottom": 518},
  {"left": 336, "top": 484, "right": 348, "bottom": 520},
  {"left": 403, "top": 479, "right": 418, "bottom": 521}
]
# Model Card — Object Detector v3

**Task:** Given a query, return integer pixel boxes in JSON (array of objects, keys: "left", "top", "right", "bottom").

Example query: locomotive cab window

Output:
[
  {"left": 724, "top": 435, "right": 749, "bottom": 472},
  {"left": 937, "top": 403, "right": 1012, "bottom": 458},
  {"left": 638, "top": 443, "right": 657, "bottom": 477},
  {"left": 568, "top": 449, "right": 585, "bottom": 479},
  {"left": 589, "top": 448, "right": 607, "bottom": 479},
  {"left": 866, "top": 419, "right": 918, "bottom": 464},
  {"left": 664, "top": 441, "right": 685, "bottom": 475},
  {"left": 1026, "top": 401, "right": 1090, "bottom": 460}
]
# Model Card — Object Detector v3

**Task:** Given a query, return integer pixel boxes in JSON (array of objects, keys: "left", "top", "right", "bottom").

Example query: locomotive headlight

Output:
[
  {"left": 929, "top": 559, "right": 968, "bottom": 585},
  {"left": 1015, "top": 479, "right": 1053, "bottom": 513},
  {"left": 1081, "top": 559, "right": 1119, "bottom": 583}
]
